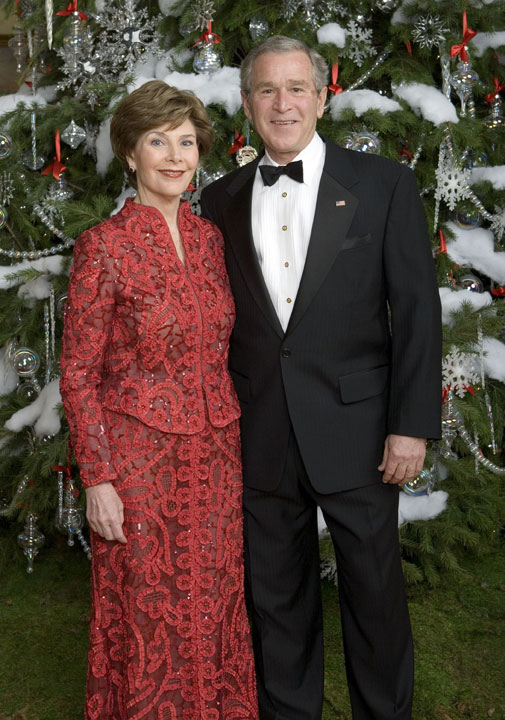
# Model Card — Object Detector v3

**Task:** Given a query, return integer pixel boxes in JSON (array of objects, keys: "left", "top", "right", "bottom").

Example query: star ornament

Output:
[{"left": 412, "top": 14, "right": 448, "bottom": 49}]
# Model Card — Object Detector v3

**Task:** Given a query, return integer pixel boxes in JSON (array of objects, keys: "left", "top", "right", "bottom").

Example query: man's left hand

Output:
[{"left": 378, "top": 434, "right": 426, "bottom": 485}]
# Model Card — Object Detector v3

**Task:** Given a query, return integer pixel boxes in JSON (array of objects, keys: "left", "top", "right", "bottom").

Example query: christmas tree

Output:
[{"left": 0, "top": 0, "right": 504, "bottom": 582}]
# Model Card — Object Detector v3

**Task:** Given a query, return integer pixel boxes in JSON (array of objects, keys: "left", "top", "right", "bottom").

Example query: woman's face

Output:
[{"left": 127, "top": 118, "right": 199, "bottom": 208}]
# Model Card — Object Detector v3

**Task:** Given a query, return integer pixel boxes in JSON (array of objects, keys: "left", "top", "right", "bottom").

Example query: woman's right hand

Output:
[{"left": 85, "top": 482, "right": 127, "bottom": 543}]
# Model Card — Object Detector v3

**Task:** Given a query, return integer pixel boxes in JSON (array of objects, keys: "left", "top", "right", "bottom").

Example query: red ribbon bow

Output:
[
  {"left": 42, "top": 130, "right": 67, "bottom": 179},
  {"left": 194, "top": 21, "right": 221, "bottom": 46},
  {"left": 228, "top": 129, "right": 245, "bottom": 154},
  {"left": 484, "top": 76, "right": 505, "bottom": 103},
  {"left": 328, "top": 64, "right": 343, "bottom": 95},
  {"left": 438, "top": 228, "right": 447, "bottom": 254},
  {"left": 53, "top": 443, "right": 73, "bottom": 483},
  {"left": 491, "top": 286, "right": 505, "bottom": 297},
  {"left": 398, "top": 141, "right": 413, "bottom": 161},
  {"left": 57, "top": 0, "right": 88, "bottom": 20},
  {"left": 450, "top": 11, "right": 477, "bottom": 63},
  {"left": 405, "top": 40, "right": 412, "bottom": 56}
]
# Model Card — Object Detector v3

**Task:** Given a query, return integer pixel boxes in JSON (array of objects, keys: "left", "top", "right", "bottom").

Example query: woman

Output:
[{"left": 60, "top": 80, "right": 258, "bottom": 720}]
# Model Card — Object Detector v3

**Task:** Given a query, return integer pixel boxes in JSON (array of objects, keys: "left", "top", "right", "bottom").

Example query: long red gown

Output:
[{"left": 60, "top": 198, "right": 258, "bottom": 720}]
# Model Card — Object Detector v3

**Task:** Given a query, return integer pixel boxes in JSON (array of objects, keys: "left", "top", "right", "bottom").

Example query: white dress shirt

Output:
[{"left": 251, "top": 133, "right": 325, "bottom": 331}]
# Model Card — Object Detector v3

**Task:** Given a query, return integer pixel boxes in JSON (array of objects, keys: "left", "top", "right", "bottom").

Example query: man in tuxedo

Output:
[{"left": 200, "top": 35, "right": 441, "bottom": 720}]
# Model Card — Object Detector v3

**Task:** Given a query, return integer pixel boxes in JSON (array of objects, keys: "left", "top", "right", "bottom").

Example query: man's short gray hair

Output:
[{"left": 240, "top": 35, "right": 329, "bottom": 95}]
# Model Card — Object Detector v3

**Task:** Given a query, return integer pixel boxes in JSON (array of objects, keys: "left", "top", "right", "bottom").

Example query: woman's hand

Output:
[{"left": 85, "top": 482, "right": 127, "bottom": 543}]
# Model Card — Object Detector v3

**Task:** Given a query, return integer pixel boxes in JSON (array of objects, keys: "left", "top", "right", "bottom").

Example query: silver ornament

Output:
[
  {"left": 484, "top": 96, "right": 505, "bottom": 130},
  {"left": 402, "top": 468, "right": 434, "bottom": 495},
  {"left": 8, "top": 25, "right": 28, "bottom": 76},
  {"left": 460, "top": 149, "right": 489, "bottom": 169},
  {"left": 11, "top": 347, "right": 41, "bottom": 376},
  {"left": 458, "top": 273, "right": 484, "bottom": 293},
  {"left": 17, "top": 381, "right": 39, "bottom": 402},
  {"left": 375, "top": 0, "right": 398, "bottom": 12},
  {"left": 412, "top": 14, "right": 448, "bottom": 49},
  {"left": 450, "top": 61, "right": 479, "bottom": 117},
  {"left": 61, "top": 119, "right": 87, "bottom": 149},
  {"left": 0, "top": 133, "right": 12, "bottom": 159},
  {"left": 249, "top": 15, "right": 269, "bottom": 40},
  {"left": 17, "top": 513, "right": 45, "bottom": 573},
  {"left": 343, "top": 129, "right": 381, "bottom": 154},
  {"left": 62, "top": 11, "right": 88, "bottom": 77},
  {"left": 192, "top": 40, "right": 223, "bottom": 74},
  {"left": 454, "top": 204, "right": 482, "bottom": 229}
]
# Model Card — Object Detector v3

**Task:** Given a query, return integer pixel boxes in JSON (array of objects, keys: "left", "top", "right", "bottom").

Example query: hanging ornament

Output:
[
  {"left": 46, "top": 0, "right": 54, "bottom": 50},
  {"left": 46, "top": 175, "right": 74, "bottom": 201},
  {"left": 21, "top": 0, "right": 36, "bottom": 14},
  {"left": 340, "top": 18, "right": 376, "bottom": 67},
  {"left": 450, "top": 61, "right": 479, "bottom": 117},
  {"left": 11, "top": 347, "right": 41, "bottom": 377},
  {"left": 454, "top": 203, "right": 482, "bottom": 229},
  {"left": 282, "top": 0, "right": 301, "bottom": 22},
  {"left": 328, "top": 64, "right": 343, "bottom": 95},
  {"left": 192, "top": 21, "right": 223, "bottom": 74},
  {"left": 411, "top": 15, "right": 448, "bottom": 50},
  {"left": 17, "top": 381, "right": 39, "bottom": 402},
  {"left": 22, "top": 111, "right": 45, "bottom": 171},
  {"left": 8, "top": 25, "right": 28, "bottom": 76},
  {"left": 457, "top": 273, "right": 484, "bottom": 293},
  {"left": 249, "top": 15, "right": 269, "bottom": 40},
  {"left": 343, "top": 129, "right": 381, "bottom": 154},
  {"left": 236, "top": 146, "right": 258, "bottom": 166},
  {"left": 477, "top": 319, "right": 497, "bottom": 455},
  {"left": 483, "top": 96, "right": 505, "bottom": 130},
  {"left": 402, "top": 468, "right": 435, "bottom": 496},
  {"left": 17, "top": 513, "right": 45, "bottom": 573},
  {"left": 42, "top": 130, "right": 67, "bottom": 180},
  {"left": 59, "top": 9, "right": 88, "bottom": 78},
  {"left": 199, "top": 167, "right": 226, "bottom": 188},
  {"left": 0, "top": 133, "right": 13, "bottom": 159},
  {"left": 0, "top": 206, "right": 7, "bottom": 230},
  {"left": 56, "top": 292, "right": 68, "bottom": 316},
  {"left": 61, "top": 119, "right": 87, "bottom": 149}
]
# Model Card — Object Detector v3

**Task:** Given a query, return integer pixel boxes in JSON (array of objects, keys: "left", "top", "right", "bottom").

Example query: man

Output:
[{"left": 201, "top": 35, "right": 441, "bottom": 720}]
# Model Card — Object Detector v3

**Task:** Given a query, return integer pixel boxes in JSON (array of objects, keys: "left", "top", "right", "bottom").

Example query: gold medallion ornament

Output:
[{"left": 236, "top": 145, "right": 259, "bottom": 166}]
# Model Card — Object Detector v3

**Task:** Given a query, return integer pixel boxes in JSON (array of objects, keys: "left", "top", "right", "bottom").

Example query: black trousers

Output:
[{"left": 243, "top": 431, "right": 414, "bottom": 720}]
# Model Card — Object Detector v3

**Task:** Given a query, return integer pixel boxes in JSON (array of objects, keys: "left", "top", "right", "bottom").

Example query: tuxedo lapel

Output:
[
  {"left": 286, "top": 143, "right": 359, "bottom": 335},
  {"left": 223, "top": 160, "right": 284, "bottom": 339}
]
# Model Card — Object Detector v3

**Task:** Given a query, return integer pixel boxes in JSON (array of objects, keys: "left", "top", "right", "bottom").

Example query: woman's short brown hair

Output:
[{"left": 110, "top": 80, "right": 214, "bottom": 188}]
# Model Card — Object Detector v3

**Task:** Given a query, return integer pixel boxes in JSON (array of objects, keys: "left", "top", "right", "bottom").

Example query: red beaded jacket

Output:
[{"left": 60, "top": 198, "right": 240, "bottom": 487}]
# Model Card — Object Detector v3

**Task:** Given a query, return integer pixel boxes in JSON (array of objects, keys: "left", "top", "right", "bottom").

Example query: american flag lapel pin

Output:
[{"left": 335, "top": 200, "right": 346, "bottom": 207}]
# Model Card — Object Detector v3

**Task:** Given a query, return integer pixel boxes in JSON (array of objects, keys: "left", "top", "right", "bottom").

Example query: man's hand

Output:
[
  {"left": 378, "top": 434, "right": 426, "bottom": 485},
  {"left": 85, "top": 482, "right": 127, "bottom": 543}
]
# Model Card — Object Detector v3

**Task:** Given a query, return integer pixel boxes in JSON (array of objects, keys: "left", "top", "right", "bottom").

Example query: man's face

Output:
[{"left": 242, "top": 51, "right": 327, "bottom": 165}]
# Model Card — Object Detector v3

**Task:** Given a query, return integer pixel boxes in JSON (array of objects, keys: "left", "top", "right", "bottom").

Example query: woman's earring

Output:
[{"left": 128, "top": 166, "right": 135, "bottom": 173}]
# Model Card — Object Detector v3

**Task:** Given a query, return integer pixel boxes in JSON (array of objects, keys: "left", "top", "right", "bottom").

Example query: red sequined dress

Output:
[{"left": 60, "top": 198, "right": 258, "bottom": 720}]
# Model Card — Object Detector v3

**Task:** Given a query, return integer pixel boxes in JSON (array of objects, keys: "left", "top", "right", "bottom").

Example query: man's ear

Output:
[
  {"left": 241, "top": 91, "right": 252, "bottom": 122},
  {"left": 317, "top": 86, "right": 328, "bottom": 118}
]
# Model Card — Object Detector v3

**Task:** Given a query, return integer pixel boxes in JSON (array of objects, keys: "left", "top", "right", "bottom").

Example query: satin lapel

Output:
[
  {"left": 223, "top": 163, "right": 285, "bottom": 339},
  {"left": 286, "top": 150, "right": 359, "bottom": 335}
]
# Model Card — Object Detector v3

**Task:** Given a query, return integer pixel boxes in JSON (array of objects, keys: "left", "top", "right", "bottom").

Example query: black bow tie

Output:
[{"left": 259, "top": 160, "right": 304, "bottom": 186}]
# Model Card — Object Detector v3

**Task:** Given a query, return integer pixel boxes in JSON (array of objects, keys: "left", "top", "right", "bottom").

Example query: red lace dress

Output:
[{"left": 60, "top": 198, "right": 257, "bottom": 720}]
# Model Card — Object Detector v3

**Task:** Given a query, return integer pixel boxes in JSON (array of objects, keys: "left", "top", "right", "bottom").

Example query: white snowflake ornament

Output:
[
  {"left": 442, "top": 347, "right": 479, "bottom": 398},
  {"left": 340, "top": 19, "right": 377, "bottom": 67}
]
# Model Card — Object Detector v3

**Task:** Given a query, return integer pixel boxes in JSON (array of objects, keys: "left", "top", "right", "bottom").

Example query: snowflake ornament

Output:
[
  {"left": 0, "top": 171, "right": 14, "bottom": 207},
  {"left": 442, "top": 348, "right": 479, "bottom": 398},
  {"left": 340, "top": 19, "right": 376, "bottom": 67},
  {"left": 190, "top": 0, "right": 215, "bottom": 31},
  {"left": 412, "top": 14, "right": 449, "bottom": 49},
  {"left": 435, "top": 145, "right": 472, "bottom": 212},
  {"left": 317, "top": 0, "right": 349, "bottom": 23}
]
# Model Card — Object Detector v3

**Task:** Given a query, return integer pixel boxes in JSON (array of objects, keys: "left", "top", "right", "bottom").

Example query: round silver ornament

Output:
[
  {"left": 11, "top": 347, "right": 41, "bottom": 376},
  {"left": 402, "top": 469, "right": 434, "bottom": 495},
  {"left": 17, "top": 381, "right": 39, "bottom": 401},
  {"left": 460, "top": 149, "right": 489, "bottom": 169},
  {"left": 458, "top": 273, "right": 484, "bottom": 293},
  {"left": 236, "top": 145, "right": 259, "bottom": 166},
  {"left": 249, "top": 15, "right": 269, "bottom": 40},
  {"left": 0, "top": 206, "right": 7, "bottom": 229},
  {"left": 344, "top": 130, "right": 381, "bottom": 154},
  {"left": 193, "top": 40, "right": 223, "bottom": 74},
  {"left": 48, "top": 176, "right": 74, "bottom": 201},
  {"left": 454, "top": 204, "right": 482, "bottom": 229},
  {"left": 0, "top": 133, "right": 13, "bottom": 159}
]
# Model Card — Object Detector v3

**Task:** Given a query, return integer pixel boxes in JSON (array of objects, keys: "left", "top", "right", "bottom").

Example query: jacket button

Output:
[{"left": 281, "top": 348, "right": 291, "bottom": 358}]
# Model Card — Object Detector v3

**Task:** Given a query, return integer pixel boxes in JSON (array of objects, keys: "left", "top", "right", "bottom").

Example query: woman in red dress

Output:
[{"left": 60, "top": 80, "right": 257, "bottom": 720}]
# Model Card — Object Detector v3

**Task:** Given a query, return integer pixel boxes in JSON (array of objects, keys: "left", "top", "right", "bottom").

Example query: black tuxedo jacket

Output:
[{"left": 201, "top": 137, "right": 442, "bottom": 494}]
